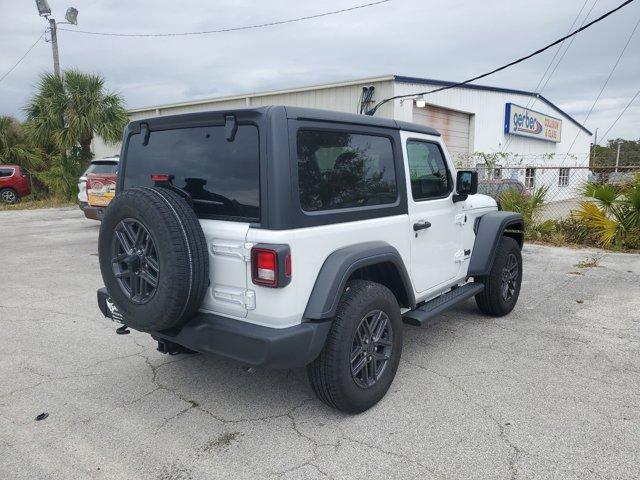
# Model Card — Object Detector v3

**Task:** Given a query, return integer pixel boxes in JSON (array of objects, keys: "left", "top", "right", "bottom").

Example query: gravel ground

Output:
[{"left": 1, "top": 207, "right": 639, "bottom": 480}]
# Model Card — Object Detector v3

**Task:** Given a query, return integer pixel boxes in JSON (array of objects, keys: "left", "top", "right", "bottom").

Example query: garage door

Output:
[{"left": 413, "top": 105, "right": 471, "bottom": 159}]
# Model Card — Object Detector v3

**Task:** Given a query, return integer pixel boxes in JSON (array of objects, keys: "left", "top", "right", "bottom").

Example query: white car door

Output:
[{"left": 401, "top": 131, "right": 464, "bottom": 296}]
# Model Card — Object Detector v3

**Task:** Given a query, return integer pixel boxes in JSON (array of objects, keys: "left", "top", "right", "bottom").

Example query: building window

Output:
[
  {"left": 296, "top": 130, "right": 397, "bottom": 212},
  {"left": 525, "top": 168, "right": 536, "bottom": 189},
  {"left": 558, "top": 168, "right": 570, "bottom": 187}
]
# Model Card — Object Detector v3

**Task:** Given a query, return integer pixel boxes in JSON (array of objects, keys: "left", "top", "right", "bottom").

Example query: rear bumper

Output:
[
  {"left": 83, "top": 205, "right": 105, "bottom": 221},
  {"left": 97, "top": 288, "right": 331, "bottom": 369}
]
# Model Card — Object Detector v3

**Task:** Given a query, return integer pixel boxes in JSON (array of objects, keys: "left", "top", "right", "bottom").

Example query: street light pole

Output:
[
  {"left": 48, "top": 17, "right": 60, "bottom": 77},
  {"left": 34, "top": 1, "right": 78, "bottom": 78},
  {"left": 615, "top": 141, "right": 622, "bottom": 173}
]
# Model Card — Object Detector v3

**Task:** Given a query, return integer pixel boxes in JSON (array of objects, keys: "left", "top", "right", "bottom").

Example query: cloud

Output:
[{"left": 1, "top": 0, "right": 639, "bottom": 141}]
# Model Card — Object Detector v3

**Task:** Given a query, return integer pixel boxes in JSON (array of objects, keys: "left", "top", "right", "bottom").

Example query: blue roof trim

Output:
[{"left": 394, "top": 75, "right": 592, "bottom": 136}]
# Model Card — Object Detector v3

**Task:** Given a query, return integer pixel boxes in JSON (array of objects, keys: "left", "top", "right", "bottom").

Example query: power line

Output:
[
  {"left": 0, "top": 32, "right": 45, "bottom": 84},
  {"left": 533, "top": 0, "right": 592, "bottom": 102},
  {"left": 598, "top": 87, "right": 640, "bottom": 145},
  {"left": 366, "top": 0, "right": 636, "bottom": 115},
  {"left": 500, "top": 0, "right": 594, "bottom": 153},
  {"left": 563, "top": 14, "right": 640, "bottom": 158},
  {"left": 535, "top": 0, "right": 599, "bottom": 102},
  {"left": 58, "top": 0, "right": 391, "bottom": 37}
]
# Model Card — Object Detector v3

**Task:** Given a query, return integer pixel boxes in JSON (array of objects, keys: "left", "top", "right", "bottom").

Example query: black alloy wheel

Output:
[
  {"left": 475, "top": 236, "right": 522, "bottom": 317},
  {"left": 1, "top": 189, "right": 18, "bottom": 203},
  {"left": 500, "top": 253, "right": 519, "bottom": 301},
  {"left": 111, "top": 218, "right": 159, "bottom": 304},
  {"left": 350, "top": 309, "right": 393, "bottom": 388}
]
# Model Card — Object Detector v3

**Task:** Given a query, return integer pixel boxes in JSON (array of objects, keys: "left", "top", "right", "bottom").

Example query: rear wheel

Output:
[
  {"left": 98, "top": 187, "right": 209, "bottom": 332},
  {"left": 475, "top": 236, "right": 522, "bottom": 316},
  {"left": 307, "top": 280, "right": 403, "bottom": 413},
  {"left": 0, "top": 188, "right": 18, "bottom": 204}
]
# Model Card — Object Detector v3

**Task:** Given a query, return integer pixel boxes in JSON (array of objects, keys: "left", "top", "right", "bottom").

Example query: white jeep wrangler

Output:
[{"left": 97, "top": 106, "right": 523, "bottom": 413}]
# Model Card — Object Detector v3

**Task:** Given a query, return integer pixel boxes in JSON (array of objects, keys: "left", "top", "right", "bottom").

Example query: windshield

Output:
[
  {"left": 85, "top": 162, "right": 118, "bottom": 176},
  {"left": 123, "top": 125, "right": 260, "bottom": 221}
]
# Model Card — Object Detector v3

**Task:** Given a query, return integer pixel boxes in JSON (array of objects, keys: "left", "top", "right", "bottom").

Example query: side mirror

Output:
[{"left": 453, "top": 170, "right": 477, "bottom": 202}]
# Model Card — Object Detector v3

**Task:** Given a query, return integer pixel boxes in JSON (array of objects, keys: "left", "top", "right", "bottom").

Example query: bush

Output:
[
  {"left": 574, "top": 175, "right": 640, "bottom": 249},
  {"left": 499, "top": 186, "right": 549, "bottom": 240},
  {"left": 33, "top": 150, "right": 84, "bottom": 200}
]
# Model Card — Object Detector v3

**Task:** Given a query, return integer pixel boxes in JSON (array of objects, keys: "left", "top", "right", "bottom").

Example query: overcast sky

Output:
[{"left": 1, "top": 0, "right": 639, "bottom": 144}]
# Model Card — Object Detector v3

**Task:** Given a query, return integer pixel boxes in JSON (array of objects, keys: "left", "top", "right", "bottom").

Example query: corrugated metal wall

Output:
[{"left": 92, "top": 78, "right": 395, "bottom": 158}]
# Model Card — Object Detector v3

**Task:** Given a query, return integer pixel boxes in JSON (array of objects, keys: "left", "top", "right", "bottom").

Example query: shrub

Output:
[
  {"left": 575, "top": 175, "right": 640, "bottom": 249},
  {"left": 499, "top": 185, "right": 549, "bottom": 239}
]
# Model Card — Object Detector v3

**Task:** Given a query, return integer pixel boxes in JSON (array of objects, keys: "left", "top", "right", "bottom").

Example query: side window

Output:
[
  {"left": 406, "top": 140, "right": 451, "bottom": 200},
  {"left": 0, "top": 168, "right": 14, "bottom": 178},
  {"left": 297, "top": 130, "right": 397, "bottom": 212}
]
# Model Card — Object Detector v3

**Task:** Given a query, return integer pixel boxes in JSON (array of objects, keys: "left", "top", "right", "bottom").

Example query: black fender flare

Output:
[
  {"left": 303, "top": 241, "right": 415, "bottom": 320},
  {"left": 468, "top": 211, "right": 524, "bottom": 277}
]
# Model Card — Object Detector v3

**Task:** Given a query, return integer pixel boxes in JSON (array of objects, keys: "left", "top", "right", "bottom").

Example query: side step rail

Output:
[{"left": 403, "top": 282, "right": 484, "bottom": 326}]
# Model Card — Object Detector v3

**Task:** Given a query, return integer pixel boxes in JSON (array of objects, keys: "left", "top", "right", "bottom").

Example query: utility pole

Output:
[
  {"left": 48, "top": 17, "right": 60, "bottom": 77},
  {"left": 589, "top": 128, "right": 598, "bottom": 167},
  {"left": 615, "top": 141, "right": 622, "bottom": 173},
  {"left": 34, "top": 1, "right": 78, "bottom": 78}
]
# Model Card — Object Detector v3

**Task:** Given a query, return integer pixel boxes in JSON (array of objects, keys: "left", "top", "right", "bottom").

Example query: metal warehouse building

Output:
[{"left": 94, "top": 74, "right": 593, "bottom": 201}]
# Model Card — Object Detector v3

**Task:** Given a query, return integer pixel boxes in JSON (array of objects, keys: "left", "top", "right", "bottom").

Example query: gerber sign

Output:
[{"left": 504, "top": 103, "right": 562, "bottom": 142}]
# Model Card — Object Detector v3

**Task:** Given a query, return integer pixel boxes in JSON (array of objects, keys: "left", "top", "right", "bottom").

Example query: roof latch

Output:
[{"left": 225, "top": 114, "right": 238, "bottom": 142}]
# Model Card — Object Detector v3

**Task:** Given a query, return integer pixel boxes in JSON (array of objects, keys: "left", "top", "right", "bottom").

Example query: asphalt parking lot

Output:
[{"left": 1, "top": 207, "right": 639, "bottom": 480}]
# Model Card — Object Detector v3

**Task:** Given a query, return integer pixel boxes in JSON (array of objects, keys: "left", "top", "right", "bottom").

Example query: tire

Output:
[
  {"left": 98, "top": 187, "right": 209, "bottom": 332},
  {"left": 0, "top": 188, "right": 19, "bottom": 204},
  {"left": 475, "top": 236, "right": 522, "bottom": 316},
  {"left": 307, "top": 280, "right": 403, "bottom": 413}
]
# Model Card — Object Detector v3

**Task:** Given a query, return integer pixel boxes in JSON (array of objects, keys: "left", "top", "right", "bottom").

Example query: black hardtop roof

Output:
[
  {"left": 129, "top": 105, "right": 441, "bottom": 137},
  {"left": 283, "top": 106, "right": 440, "bottom": 136}
]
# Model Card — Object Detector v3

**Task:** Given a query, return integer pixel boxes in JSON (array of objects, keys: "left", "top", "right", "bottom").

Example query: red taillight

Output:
[
  {"left": 252, "top": 248, "right": 277, "bottom": 286},
  {"left": 150, "top": 174, "right": 172, "bottom": 182},
  {"left": 85, "top": 177, "right": 92, "bottom": 192},
  {"left": 251, "top": 245, "right": 291, "bottom": 288}
]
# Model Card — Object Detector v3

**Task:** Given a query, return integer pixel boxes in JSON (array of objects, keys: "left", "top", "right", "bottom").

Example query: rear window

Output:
[
  {"left": 123, "top": 125, "right": 260, "bottom": 221},
  {"left": 0, "top": 168, "right": 14, "bottom": 177},
  {"left": 297, "top": 130, "right": 397, "bottom": 212},
  {"left": 86, "top": 162, "right": 118, "bottom": 175}
]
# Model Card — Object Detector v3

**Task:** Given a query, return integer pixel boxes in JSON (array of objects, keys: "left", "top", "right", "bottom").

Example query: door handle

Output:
[{"left": 413, "top": 221, "right": 432, "bottom": 232}]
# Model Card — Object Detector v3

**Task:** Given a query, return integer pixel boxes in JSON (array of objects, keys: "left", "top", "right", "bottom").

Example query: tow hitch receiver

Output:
[{"left": 156, "top": 338, "right": 194, "bottom": 355}]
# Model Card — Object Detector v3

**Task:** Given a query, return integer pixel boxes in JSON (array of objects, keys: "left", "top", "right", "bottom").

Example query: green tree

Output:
[
  {"left": 591, "top": 139, "right": 640, "bottom": 168},
  {"left": 25, "top": 70, "right": 127, "bottom": 168},
  {"left": 0, "top": 116, "right": 43, "bottom": 171}
]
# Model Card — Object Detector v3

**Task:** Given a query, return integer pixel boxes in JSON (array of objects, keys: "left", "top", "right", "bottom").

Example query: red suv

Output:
[{"left": 0, "top": 165, "right": 31, "bottom": 203}]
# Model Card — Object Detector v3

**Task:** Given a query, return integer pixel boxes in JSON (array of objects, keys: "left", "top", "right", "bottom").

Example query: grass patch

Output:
[
  {"left": 0, "top": 198, "right": 76, "bottom": 211},
  {"left": 574, "top": 256, "right": 602, "bottom": 269}
]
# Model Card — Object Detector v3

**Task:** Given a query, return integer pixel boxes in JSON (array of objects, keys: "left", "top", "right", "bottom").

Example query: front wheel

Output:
[
  {"left": 307, "top": 280, "right": 403, "bottom": 413},
  {"left": 475, "top": 236, "right": 522, "bottom": 316},
  {"left": 0, "top": 188, "right": 18, "bottom": 204}
]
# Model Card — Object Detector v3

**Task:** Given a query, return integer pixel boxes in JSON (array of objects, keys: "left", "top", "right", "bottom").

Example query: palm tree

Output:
[
  {"left": 575, "top": 177, "right": 640, "bottom": 249},
  {"left": 24, "top": 70, "right": 128, "bottom": 168},
  {"left": 0, "top": 115, "right": 43, "bottom": 171}
]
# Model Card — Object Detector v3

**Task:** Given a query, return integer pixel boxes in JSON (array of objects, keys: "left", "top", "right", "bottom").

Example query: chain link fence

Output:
[{"left": 473, "top": 164, "right": 640, "bottom": 221}]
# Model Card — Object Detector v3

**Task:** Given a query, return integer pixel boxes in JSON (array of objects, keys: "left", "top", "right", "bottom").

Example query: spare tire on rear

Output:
[{"left": 98, "top": 186, "right": 209, "bottom": 332}]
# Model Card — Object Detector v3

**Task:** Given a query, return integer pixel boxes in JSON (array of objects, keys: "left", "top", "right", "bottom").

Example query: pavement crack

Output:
[{"left": 404, "top": 358, "right": 524, "bottom": 479}]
